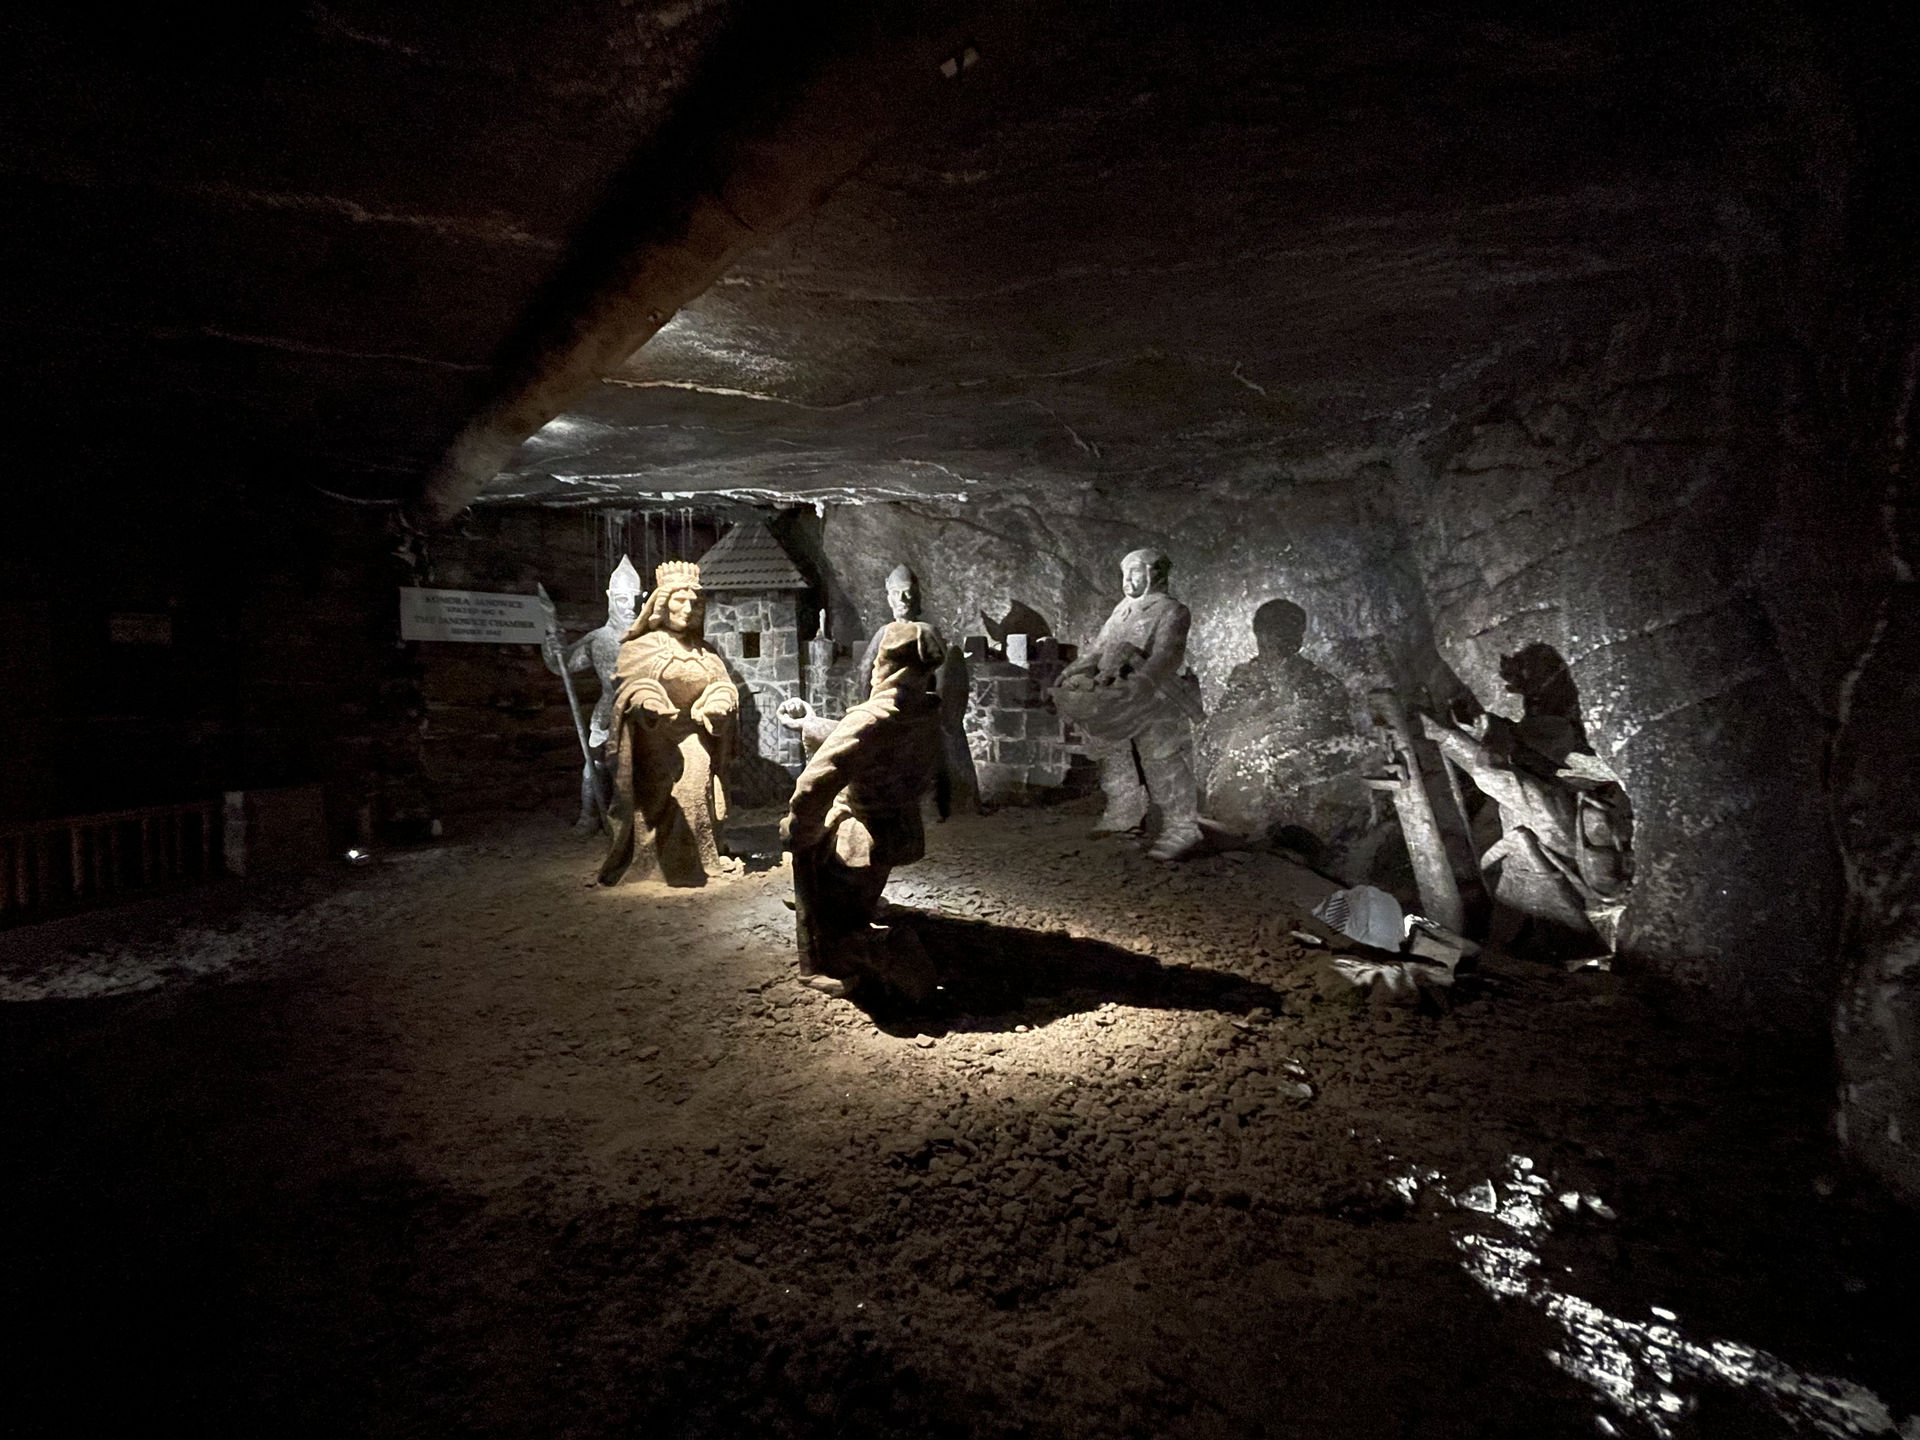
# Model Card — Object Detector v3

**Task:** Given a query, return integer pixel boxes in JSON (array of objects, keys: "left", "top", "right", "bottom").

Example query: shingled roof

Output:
[{"left": 695, "top": 519, "right": 808, "bottom": 592}]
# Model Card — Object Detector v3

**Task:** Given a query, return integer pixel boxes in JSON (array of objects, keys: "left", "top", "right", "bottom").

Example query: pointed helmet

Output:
[{"left": 606, "top": 555, "right": 642, "bottom": 600}]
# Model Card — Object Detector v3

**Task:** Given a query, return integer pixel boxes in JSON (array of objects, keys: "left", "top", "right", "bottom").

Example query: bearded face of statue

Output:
[
  {"left": 609, "top": 592, "right": 637, "bottom": 632},
  {"left": 664, "top": 588, "right": 705, "bottom": 637},
  {"left": 1121, "top": 554, "right": 1154, "bottom": 598}
]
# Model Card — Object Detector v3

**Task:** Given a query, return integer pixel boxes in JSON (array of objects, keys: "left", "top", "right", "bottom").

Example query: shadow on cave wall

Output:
[
  {"left": 851, "top": 908, "right": 1288, "bottom": 1036},
  {"left": 1202, "top": 598, "right": 1379, "bottom": 872},
  {"left": 979, "top": 600, "right": 1055, "bottom": 650}
]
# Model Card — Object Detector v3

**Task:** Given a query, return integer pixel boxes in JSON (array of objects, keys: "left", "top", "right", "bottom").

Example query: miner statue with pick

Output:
[
  {"left": 1052, "top": 548, "right": 1207, "bottom": 860},
  {"left": 541, "top": 555, "right": 641, "bottom": 833}
]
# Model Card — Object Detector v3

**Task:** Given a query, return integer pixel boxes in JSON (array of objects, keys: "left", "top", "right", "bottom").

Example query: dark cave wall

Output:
[
  {"left": 1828, "top": 241, "right": 1920, "bottom": 1198},
  {"left": 1408, "top": 280, "right": 1849, "bottom": 1020},
  {"left": 409, "top": 509, "right": 612, "bottom": 822},
  {"left": 0, "top": 488, "right": 607, "bottom": 843},
  {"left": 0, "top": 478, "right": 428, "bottom": 840},
  {"left": 1833, "top": 499, "right": 1920, "bottom": 1203}
]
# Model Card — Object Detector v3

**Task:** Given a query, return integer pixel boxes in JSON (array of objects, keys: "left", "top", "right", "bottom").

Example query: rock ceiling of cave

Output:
[
  {"left": 0, "top": 0, "right": 739, "bottom": 486},
  {"left": 488, "top": 6, "right": 1708, "bottom": 512},
  {"left": 0, "top": 3, "right": 1716, "bottom": 515}
]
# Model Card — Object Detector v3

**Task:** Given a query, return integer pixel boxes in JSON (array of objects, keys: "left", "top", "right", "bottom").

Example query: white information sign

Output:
[{"left": 398, "top": 587, "right": 546, "bottom": 644}]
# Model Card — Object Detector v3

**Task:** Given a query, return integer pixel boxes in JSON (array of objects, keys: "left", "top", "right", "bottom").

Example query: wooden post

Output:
[
  {"left": 1367, "top": 689, "right": 1466, "bottom": 933},
  {"left": 70, "top": 825, "right": 85, "bottom": 900}
]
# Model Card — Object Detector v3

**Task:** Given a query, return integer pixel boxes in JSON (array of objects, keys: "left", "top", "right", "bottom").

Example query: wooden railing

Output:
[{"left": 0, "top": 800, "right": 223, "bottom": 922}]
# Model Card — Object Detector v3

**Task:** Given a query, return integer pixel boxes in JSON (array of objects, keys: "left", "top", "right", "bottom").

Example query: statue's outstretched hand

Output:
[
  {"left": 776, "top": 697, "right": 814, "bottom": 732},
  {"left": 629, "top": 678, "right": 676, "bottom": 719},
  {"left": 692, "top": 683, "right": 736, "bottom": 732}
]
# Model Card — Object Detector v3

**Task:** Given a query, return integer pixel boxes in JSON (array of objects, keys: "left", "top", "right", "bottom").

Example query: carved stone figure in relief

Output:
[
  {"left": 598, "top": 561, "right": 740, "bottom": 887},
  {"left": 1420, "top": 693, "right": 1633, "bottom": 956},
  {"left": 1052, "top": 548, "right": 1205, "bottom": 860}
]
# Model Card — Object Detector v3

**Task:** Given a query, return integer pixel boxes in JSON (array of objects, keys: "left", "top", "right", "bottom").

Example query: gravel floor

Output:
[{"left": 3, "top": 799, "right": 1915, "bottom": 1439}]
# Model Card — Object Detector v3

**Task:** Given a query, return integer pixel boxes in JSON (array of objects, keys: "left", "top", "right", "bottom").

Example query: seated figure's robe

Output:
[
  {"left": 784, "top": 622, "right": 946, "bottom": 987},
  {"left": 1423, "top": 717, "right": 1632, "bottom": 955},
  {"left": 598, "top": 629, "right": 737, "bottom": 886}
]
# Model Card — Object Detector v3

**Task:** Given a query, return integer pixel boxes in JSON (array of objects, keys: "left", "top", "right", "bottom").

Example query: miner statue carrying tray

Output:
[{"left": 1052, "top": 547, "right": 1207, "bottom": 861}]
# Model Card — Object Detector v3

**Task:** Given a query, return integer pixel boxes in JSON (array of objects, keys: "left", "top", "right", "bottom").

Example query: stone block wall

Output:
[
  {"left": 806, "top": 638, "right": 866, "bottom": 721},
  {"left": 963, "top": 641, "right": 1073, "bottom": 804},
  {"left": 706, "top": 592, "right": 804, "bottom": 769}
]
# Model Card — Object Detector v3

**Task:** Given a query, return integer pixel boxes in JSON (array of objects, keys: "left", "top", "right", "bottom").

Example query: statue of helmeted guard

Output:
[
  {"left": 859, "top": 565, "right": 934, "bottom": 694},
  {"left": 1052, "top": 548, "right": 1206, "bottom": 860},
  {"left": 783, "top": 562, "right": 979, "bottom": 813},
  {"left": 542, "top": 555, "right": 641, "bottom": 832},
  {"left": 598, "top": 560, "right": 740, "bottom": 887},
  {"left": 857, "top": 564, "right": 980, "bottom": 813}
]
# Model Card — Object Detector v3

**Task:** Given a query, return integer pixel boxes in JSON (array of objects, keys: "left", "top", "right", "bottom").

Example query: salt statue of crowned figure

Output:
[{"left": 598, "top": 560, "right": 741, "bottom": 886}]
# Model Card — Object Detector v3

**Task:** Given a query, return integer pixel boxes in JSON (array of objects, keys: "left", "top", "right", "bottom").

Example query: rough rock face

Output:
[
  {"left": 1198, "top": 599, "right": 1373, "bottom": 850},
  {"left": 1831, "top": 376, "right": 1920, "bottom": 1203},
  {"left": 1411, "top": 287, "right": 1849, "bottom": 1019}
]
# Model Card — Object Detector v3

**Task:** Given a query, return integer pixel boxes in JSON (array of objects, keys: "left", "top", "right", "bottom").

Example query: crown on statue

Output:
[
  {"left": 606, "top": 555, "right": 641, "bottom": 599},
  {"left": 653, "top": 560, "right": 702, "bottom": 592}
]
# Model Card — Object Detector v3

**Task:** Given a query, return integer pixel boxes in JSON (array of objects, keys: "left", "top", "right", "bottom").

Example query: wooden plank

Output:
[{"left": 0, "top": 802, "right": 236, "bottom": 919}]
